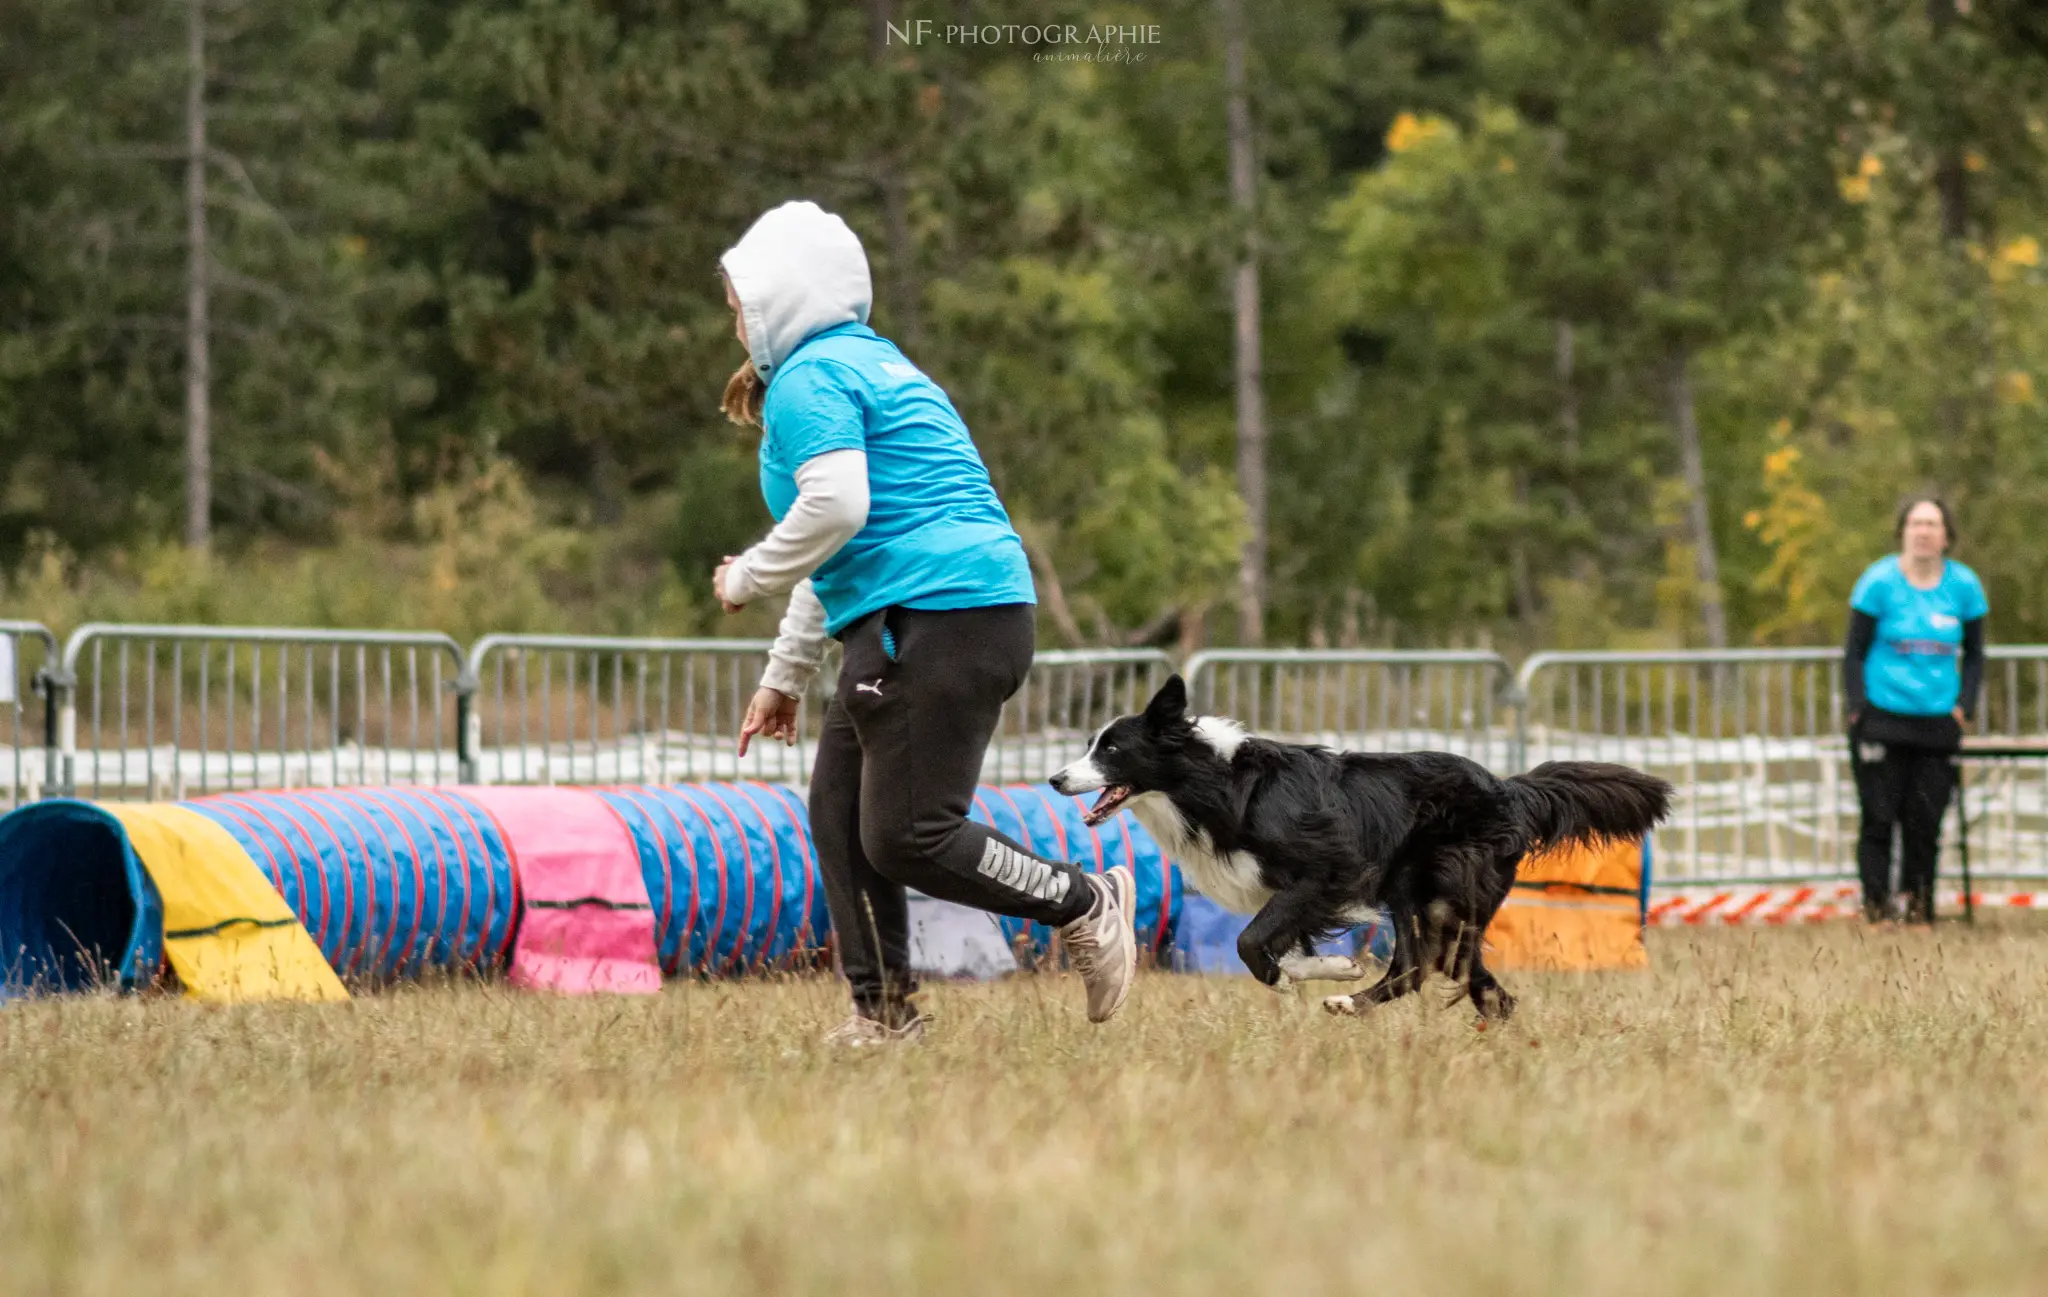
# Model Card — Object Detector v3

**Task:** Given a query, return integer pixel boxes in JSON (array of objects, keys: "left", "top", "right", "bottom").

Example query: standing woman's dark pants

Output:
[
  {"left": 808, "top": 603, "right": 1093, "bottom": 1024},
  {"left": 1850, "top": 714, "right": 1959, "bottom": 923}
]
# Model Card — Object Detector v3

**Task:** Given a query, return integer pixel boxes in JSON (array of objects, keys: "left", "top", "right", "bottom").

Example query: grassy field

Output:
[{"left": 5, "top": 924, "right": 2048, "bottom": 1296}]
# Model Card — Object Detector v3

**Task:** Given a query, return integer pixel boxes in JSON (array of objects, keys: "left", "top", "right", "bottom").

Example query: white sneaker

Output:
[
  {"left": 1061, "top": 865, "right": 1137, "bottom": 1023},
  {"left": 820, "top": 1009, "right": 928, "bottom": 1048}
]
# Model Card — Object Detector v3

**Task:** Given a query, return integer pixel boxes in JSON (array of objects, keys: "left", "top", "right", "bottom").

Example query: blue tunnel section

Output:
[
  {"left": 0, "top": 800, "right": 164, "bottom": 998},
  {"left": 188, "top": 790, "right": 520, "bottom": 981},
  {"left": 596, "top": 783, "right": 830, "bottom": 975}
]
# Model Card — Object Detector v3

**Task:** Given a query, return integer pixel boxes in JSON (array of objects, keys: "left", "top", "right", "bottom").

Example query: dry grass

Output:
[{"left": 5, "top": 924, "right": 2048, "bottom": 1296}]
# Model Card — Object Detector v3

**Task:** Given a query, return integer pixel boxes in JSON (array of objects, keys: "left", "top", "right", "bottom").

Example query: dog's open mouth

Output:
[{"left": 1081, "top": 785, "right": 1133, "bottom": 826}]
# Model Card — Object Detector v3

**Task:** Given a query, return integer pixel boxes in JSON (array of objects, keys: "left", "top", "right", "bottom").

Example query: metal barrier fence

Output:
[
  {"left": 1514, "top": 647, "right": 2048, "bottom": 887},
  {"left": 463, "top": 636, "right": 1173, "bottom": 788},
  {"left": 1515, "top": 649, "right": 1843, "bottom": 886},
  {"left": 464, "top": 635, "right": 822, "bottom": 786},
  {"left": 15, "top": 619, "right": 2048, "bottom": 890},
  {"left": 0, "top": 622, "right": 59, "bottom": 806},
  {"left": 1184, "top": 649, "right": 1519, "bottom": 771},
  {"left": 57, "top": 624, "right": 468, "bottom": 799}
]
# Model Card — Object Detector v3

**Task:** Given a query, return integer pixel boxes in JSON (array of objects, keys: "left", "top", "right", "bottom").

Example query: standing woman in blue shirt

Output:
[
  {"left": 1844, "top": 496, "right": 1988, "bottom": 924},
  {"left": 707, "top": 200, "right": 1137, "bottom": 1043}
]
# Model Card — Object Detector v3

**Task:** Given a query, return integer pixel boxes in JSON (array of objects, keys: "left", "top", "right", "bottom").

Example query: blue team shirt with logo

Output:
[
  {"left": 1850, "top": 555, "right": 1988, "bottom": 716},
  {"left": 757, "top": 321, "right": 1036, "bottom": 637}
]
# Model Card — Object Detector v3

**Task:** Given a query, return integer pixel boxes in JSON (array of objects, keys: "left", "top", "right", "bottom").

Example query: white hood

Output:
[{"left": 719, "top": 200, "right": 872, "bottom": 381}]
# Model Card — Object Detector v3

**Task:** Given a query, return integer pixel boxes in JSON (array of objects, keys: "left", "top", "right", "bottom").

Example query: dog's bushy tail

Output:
[{"left": 1506, "top": 761, "right": 1673, "bottom": 853}]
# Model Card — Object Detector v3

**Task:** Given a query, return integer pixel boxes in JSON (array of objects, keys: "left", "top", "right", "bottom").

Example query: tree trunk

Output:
[
  {"left": 1177, "top": 603, "right": 1209, "bottom": 661},
  {"left": 868, "top": 0, "right": 923, "bottom": 352},
  {"left": 1557, "top": 317, "right": 1598, "bottom": 582},
  {"left": 1665, "top": 343, "right": 1727, "bottom": 648},
  {"left": 1929, "top": 0, "right": 1970, "bottom": 246},
  {"left": 1933, "top": 151, "right": 1970, "bottom": 246},
  {"left": 879, "top": 169, "right": 922, "bottom": 351},
  {"left": 1016, "top": 525, "right": 1085, "bottom": 647},
  {"left": 1555, "top": 318, "right": 1580, "bottom": 459},
  {"left": 1339, "top": 587, "right": 1361, "bottom": 648},
  {"left": 590, "top": 441, "right": 625, "bottom": 526},
  {"left": 1929, "top": 0, "right": 1970, "bottom": 449},
  {"left": 184, "top": 0, "right": 211, "bottom": 550},
  {"left": 1221, "top": 0, "right": 1266, "bottom": 644},
  {"left": 1510, "top": 468, "right": 1538, "bottom": 636}
]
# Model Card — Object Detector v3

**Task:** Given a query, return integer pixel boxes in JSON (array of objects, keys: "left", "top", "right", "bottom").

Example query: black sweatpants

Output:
[
  {"left": 809, "top": 603, "right": 1092, "bottom": 1022},
  {"left": 1851, "top": 729, "right": 1956, "bottom": 923}
]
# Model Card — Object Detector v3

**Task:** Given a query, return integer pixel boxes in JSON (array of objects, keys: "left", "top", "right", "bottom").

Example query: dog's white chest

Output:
[{"left": 1127, "top": 793, "right": 1271, "bottom": 914}]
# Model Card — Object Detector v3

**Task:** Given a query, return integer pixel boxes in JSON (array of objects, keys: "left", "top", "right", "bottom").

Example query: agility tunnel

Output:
[{"left": 0, "top": 783, "right": 1181, "bottom": 1002}]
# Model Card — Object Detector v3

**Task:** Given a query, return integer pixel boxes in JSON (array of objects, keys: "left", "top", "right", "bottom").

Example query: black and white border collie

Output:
[{"left": 1050, "top": 675, "right": 1673, "bottom": 1020}]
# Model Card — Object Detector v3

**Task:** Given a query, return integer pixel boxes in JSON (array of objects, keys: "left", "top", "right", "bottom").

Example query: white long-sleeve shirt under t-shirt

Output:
[{"left": 720, "top": 447, "right": 868, "bottom": 698}]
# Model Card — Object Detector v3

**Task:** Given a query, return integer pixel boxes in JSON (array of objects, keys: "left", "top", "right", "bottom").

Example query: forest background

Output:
[{"left": 5, "top": 0, "right": 2047, "bottom": 657}]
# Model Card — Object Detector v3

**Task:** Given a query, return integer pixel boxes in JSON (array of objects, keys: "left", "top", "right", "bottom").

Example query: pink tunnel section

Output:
[{"left": 453, "top": 787, "right": 661, "bottom": 996}]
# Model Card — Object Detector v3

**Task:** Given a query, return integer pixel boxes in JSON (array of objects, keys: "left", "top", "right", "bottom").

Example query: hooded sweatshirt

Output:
[{"left": 717, "top": 200, "right": 1035, "bottom": 687}]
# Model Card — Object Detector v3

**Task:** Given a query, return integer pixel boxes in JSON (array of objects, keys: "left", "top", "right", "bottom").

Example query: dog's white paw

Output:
[
  {"left": 1278, "top": 953, "right": 1369, "bottom": 983},
  {"left": 1322, "top": 994, "right": 1363, "bottom": 1016}
]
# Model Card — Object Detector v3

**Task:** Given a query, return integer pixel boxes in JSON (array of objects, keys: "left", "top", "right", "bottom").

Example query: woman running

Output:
[{"left": 710, "top": 199, "right": 1137, "bottom": 1043}]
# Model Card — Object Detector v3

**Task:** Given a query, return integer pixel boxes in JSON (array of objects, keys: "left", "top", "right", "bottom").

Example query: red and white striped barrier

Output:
[{"left": 1647, "top": 885, "right": 2044, "bottom": 925}]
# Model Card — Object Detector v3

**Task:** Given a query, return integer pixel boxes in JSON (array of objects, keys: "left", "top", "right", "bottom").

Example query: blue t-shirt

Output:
[
  {"left": 1850, "top": 556, "right": 1989, "bottom": 716},
  {"left": 758, "top": 322, "right": 1036, "bottom": 636}
]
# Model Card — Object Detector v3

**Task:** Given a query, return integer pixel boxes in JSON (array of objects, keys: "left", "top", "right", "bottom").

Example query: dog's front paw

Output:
[{"left": 1322, "top": 994, "right": 1364, "bottom": 1016}]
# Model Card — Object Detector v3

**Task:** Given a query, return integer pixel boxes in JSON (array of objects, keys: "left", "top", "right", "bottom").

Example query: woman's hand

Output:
[
  {"left": 712, "top": 554, "right": 745, "bottom": 614},
  {"left": 737, "top": 686, "right": 800, "bottom": 756},
  {"left": 1954, "top": 705, "right": 1970, "bottom": 732}
]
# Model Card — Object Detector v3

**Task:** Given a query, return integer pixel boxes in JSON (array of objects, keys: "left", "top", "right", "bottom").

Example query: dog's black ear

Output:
[{"left": 1143, "top": 674, "right": 1188, "bottom": 728}]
